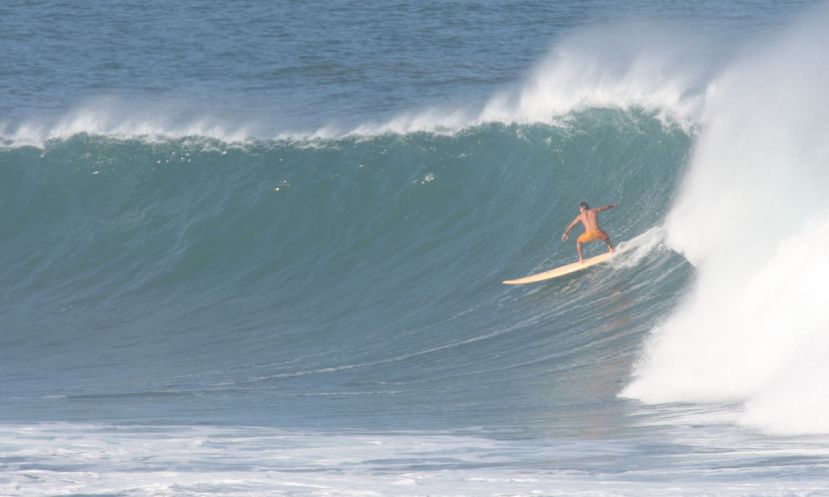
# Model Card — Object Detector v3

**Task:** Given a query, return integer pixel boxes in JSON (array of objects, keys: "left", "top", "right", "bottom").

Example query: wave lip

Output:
[
  {"left": 481, "top": 24, "right": 715, "bottom": 128},
  {"left": 348, "top": 23, "right": 715, "bottom": 138},
  {"left": 1, "top": 97, "right": 258, "bottom": 148},
  {"left": 1, "top": 23, "right": 720, "bottom": 148}
]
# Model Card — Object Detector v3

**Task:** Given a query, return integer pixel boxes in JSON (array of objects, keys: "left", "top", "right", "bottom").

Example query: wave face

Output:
[{"left": 0, "top": 113, "right": 691, "bottom": 429}]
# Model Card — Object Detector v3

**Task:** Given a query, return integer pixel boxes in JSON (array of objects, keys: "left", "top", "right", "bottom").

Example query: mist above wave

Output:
[{"left": 1, "top": 22, "right": 730, "bottom": 148}]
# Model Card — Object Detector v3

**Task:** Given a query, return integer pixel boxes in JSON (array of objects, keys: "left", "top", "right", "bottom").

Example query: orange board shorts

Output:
[{"left": 577, "top": 229, "right": 609, "bottom": 243}]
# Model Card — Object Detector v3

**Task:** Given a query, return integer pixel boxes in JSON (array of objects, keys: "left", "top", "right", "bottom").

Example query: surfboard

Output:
[{"left": 502, "top": 250, "right": 617, "bottom": 285}]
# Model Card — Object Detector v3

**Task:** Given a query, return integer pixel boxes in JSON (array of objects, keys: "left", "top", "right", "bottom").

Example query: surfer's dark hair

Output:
[{"left": 579, "top": 201, "right": 589, "bottom": 209}]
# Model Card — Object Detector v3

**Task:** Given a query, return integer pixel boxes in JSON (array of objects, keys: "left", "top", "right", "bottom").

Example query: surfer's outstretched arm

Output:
[
  {"left": 595, "top": 203, "right": 618, "bottom": 213},
  {"left": 562, "top": 216, "right": 581, "bottom": 241}
]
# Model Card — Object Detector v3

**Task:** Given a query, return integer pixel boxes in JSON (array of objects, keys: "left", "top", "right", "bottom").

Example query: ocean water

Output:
[{"left": 3, "top": 1, "right": 829, "bottom": 496}]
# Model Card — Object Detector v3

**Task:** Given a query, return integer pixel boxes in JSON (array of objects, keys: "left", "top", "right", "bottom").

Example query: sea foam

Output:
[{"left": 623, "top": 5, "right": 829, "bottom": 436}]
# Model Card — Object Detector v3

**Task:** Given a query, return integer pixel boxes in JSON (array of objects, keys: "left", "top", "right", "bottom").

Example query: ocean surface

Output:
[{"left": 3, "top": 1, "right": 829, "bottom": 496}]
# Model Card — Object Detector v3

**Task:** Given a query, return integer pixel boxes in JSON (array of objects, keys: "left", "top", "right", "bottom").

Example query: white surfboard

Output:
[{"left": 502, "top": 250, "right": 617, "bottom": 285}]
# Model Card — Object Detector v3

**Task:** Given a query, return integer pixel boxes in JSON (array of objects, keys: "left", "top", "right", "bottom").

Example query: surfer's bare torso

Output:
[
  {"left": 562, "top": 202, "right": 617, "bottom": 262},
  {"left": 577, "top": 209, "right": 601, "bottom": 231}
]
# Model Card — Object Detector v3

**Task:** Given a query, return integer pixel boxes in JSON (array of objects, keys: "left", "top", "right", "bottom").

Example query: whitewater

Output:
[{"left": 3, "top": 1, "right": 829, "bottom": 496}]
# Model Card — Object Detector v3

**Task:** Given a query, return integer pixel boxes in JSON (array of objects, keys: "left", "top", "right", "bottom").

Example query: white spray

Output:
[{"left": 623, "top": 5, "right": 829, "bottom": 436}]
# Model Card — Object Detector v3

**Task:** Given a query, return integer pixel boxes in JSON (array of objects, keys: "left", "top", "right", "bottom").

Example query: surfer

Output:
[{"left": 561, "top": 202, "right": 617, "bottom": 263}]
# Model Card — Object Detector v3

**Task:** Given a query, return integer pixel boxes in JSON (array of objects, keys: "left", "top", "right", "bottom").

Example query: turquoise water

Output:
[{"left": 3, "top": 1, "right": 829, "bottom": 496}]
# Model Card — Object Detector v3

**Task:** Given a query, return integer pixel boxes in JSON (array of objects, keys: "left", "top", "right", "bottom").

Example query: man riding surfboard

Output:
[{"left": 561, "top": 202, "right": 618, "bottom": 263}]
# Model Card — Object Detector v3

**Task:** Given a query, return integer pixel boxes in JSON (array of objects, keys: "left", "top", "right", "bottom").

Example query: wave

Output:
[
  {"left": 4, "top": 9, "right": 829, "bottom": 437},
  {"left": 0, "top": 112, "right": 691, "bottom": 428}
]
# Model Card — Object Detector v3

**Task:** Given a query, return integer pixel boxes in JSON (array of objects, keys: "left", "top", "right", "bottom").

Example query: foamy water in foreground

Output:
[{"left": 5, "top": 419, "right": 829, "bottom": 497}]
